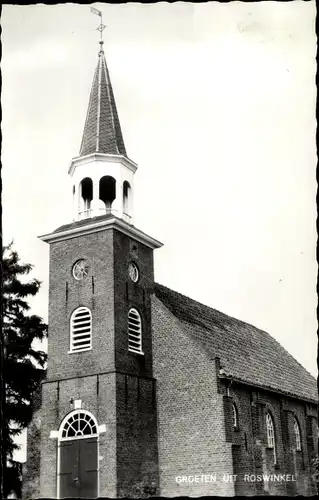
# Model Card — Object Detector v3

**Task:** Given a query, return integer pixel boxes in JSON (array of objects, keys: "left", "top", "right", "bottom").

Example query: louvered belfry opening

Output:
[
  {"left": 128, "top": 308, "right": 142, "bottom": 353},
  {"left": 70, "top": 307, "right": 92, "bottom": 353}
]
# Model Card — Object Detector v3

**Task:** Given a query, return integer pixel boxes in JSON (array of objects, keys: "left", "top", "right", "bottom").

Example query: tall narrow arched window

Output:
[
  {"left": 128, "top": 308, "right": 142, "bottom": 354},
  {"left": 79, "top": 177, "right": 93, "bottom": 219},
  {"left": 266, "top": 412, "right": 276, "bottom": 464},
  {"left": 232, "top": 403, "right": 238, "bottom": 429},
  {"left": 99, "top": 175, "right": 116, "bottom": 214},
  {"left": 123, "top": 181, "right": 131, "bottom": 220},
  {"left": 70, "top": 307, "right": 92, "bottom": 353},
  {"left": 293, "top": 417, "right": 301, "bottom": 451}
]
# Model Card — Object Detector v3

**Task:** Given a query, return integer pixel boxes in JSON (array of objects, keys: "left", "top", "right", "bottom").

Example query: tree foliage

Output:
[{"left": 3, "top": 243, "right": 47, "bottom": 497}]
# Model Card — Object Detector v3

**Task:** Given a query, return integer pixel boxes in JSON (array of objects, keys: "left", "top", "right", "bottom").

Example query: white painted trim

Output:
[
  {"left": 50, "top": 430, "right": 59, "bottom": 439},
  {"left": 69, "top": 306, "right": 92, "bottom": 353},
  {"left": 98, "top": 424, "right": 106, "bottom": 434},
  {"left": 59, "top": 409, "right": 99, "bottom": 441},
  {"left": 39, "top": 218, "right": 163, "bottom": 250},
  {"left": 68, "top": 347, "right": 92, "bottom": 355},
  {"left": 68, "top": 152, "right": 137, "bottom": 175},
  {"left": 128, "top": 349, "right": 145, "bottom": 356},
  {"left": 74, "top": 400, "right": 82, "bottom": 409}
]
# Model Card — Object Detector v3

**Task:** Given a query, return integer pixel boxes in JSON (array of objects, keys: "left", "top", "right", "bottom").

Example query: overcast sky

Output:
[{"left": 1, "top": 2, "right": 317, "bottom": 461}]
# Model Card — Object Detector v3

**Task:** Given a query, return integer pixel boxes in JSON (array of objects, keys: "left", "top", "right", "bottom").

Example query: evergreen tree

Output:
[{"left": 3, "top": 243, "right": 47, "bottom": 498}]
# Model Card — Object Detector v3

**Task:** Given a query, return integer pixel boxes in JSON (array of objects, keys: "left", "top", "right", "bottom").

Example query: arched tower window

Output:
[
  {"left": 79, "top": 177, "right": 93, "bottom": 219},
  {"left": 123, "top": 181, "right": 131, "bottom": 220},
  {"left": 232, "top": 403, "right": 238, "bottom": 428},
  {"left": 70, "top": 307, "right": 92, "bottom": 353},
  {"left": 128, "top": 308, "right": 142, "bottom": 354},
  {"left": 293, "top": 417, "right": 301, "bottom": 451},
  {"left": 266, "top": 412, "right": 276, "bottom": 464},
  {"left": 99, "top": 176, "right": 116, "bottom": 214},
  {"left": 60, "top": 410, "right": 98, "bottom": 440}
]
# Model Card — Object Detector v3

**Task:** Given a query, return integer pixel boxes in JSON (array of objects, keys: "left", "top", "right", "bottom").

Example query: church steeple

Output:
[
  {"left": 68, "top": 41, "right": 138, "bottom": 224},
  {"left": 79, "top": 41, "right": 127, "bottom": 157}
]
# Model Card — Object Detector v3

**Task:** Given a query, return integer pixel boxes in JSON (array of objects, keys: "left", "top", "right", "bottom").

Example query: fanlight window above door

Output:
[{"left": 61, "top": 411, "right": 98, "bottom": 440}]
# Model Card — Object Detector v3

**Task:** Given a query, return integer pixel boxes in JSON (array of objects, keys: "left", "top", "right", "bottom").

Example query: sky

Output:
[{"left": 1, "top": 2, "right": 317, "bottom": 461}]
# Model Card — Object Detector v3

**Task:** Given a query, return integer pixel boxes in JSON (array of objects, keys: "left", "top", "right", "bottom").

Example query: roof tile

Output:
[
  {"left": 79, "top": 44, "right": 126, "bottom": 157},
  {"left": 154, "top": 283, "right": 317, "bottom": 403}
]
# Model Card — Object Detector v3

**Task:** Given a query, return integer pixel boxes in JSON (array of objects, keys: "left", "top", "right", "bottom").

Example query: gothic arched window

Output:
[
  {"left": 266, "top": 412, "right": 276, "bottom": 464},
  {"left": 70, "top": 307, "right": 92, "bottom": 353},
  {"left": 128, "top": 308, "right": 142, "bottom": 354},
  {"left": 123, "top": 181, "right": 131, "bottom": 220},
  {"left": 293, "top": 417, "right": 301, "bottom": 451},
  {"left": 232, "top": 403, "right": 238, "bottom": 428}
]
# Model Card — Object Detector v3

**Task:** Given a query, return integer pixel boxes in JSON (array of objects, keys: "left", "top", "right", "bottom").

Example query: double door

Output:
[{"left": 59, "top": 437, "right": 98, "bottom": 498}]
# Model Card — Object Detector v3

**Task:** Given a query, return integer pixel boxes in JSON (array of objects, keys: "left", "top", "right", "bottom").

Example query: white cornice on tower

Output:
[
  {"left": 39, "top": 217, "right": 163, "bottom": 250},
  {"left": 68, "top": 153, "right": 138, "bottom": 176}
]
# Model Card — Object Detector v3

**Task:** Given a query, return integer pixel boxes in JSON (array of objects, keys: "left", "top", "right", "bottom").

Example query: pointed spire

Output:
[{"left": 79, "top": 41, "right": 127, "bottom": 157}]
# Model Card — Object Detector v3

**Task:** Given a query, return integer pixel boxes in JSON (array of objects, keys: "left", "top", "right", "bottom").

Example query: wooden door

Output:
[{"left": 59, "top": 437, "right": 98, "bottom": 498}]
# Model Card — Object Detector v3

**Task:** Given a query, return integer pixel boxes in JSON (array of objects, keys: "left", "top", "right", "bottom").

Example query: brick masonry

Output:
[
  {"left": 24, "top": 225, "right": 159, "bottom": 499},
  {"left": 151, "top": 296, "right": 235, "bottom": 497},
  {"left": 219, "top": 381, "right": 318, "bottom": 496},
  {"left": 22, "top": 224, "right": 318, "bottom": 498}
]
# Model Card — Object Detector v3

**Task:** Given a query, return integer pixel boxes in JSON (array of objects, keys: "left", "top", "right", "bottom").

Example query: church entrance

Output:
[{"left": 58, "top": 410, "right": 99, "bottom": 498}]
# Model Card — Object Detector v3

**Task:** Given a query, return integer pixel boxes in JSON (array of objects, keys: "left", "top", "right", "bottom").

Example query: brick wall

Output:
[
  {"left": 38, "top": 226, "right": 158, "bottom": 498},
  {"left": 112, "top": 232, "right": 159, "bottom": 496},
  {"left": 220, "top": 380, "right": 318, "bottom": 496},
  {"left": 113, "top": 231, "right": 155, "bottom": 377},
  {"left": 116, "top": 373, "right": 159, "bottom": 497},
  {"left": 39, "top": 373, "right": 117, "bottom": 498},
  {"left": 47, "top": 230, "right": 116, "bottom": 380},
  {"left": 151, "top": 296, "right": 234, "bottom": 497}
]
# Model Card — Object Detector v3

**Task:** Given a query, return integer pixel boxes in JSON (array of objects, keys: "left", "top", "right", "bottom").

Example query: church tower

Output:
[{"left": 37, "top": 38, "right": 162, "bottom": 498}]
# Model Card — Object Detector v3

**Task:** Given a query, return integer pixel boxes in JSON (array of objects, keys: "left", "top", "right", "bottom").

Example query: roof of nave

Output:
[
  {"left": 79, "top": 41, "right": 127, "bottom": 157},
  {"left": 154, "top": 283, "right": 317, "bottom": 404}
]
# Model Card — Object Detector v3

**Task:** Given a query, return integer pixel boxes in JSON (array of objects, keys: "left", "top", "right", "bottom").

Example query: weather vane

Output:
[{"left": 90, "top": 6, "right": 106, "bottom": 42}]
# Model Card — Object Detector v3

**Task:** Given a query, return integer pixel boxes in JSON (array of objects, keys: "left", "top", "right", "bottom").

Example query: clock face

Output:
[
  {"left": 128, "top": 262, "right": 139, "bottom": 283},
  {"left": 73, "top": 259, "right": 89, "bottom": 280}
]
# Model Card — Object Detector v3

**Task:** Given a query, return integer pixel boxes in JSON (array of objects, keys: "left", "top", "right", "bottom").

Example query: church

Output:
[{"left": 22, "top": 35, "right": 318, "bottom": 499}]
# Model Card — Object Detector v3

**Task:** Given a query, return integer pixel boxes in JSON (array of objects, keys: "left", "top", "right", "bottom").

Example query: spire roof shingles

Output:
[{"left": 79, "top": 42, "right": 127, "bottom": 157}]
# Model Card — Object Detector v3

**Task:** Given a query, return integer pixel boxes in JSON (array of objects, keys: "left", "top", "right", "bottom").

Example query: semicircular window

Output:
[{"left": 61, "top": 411, "right": 98, "bottom": 440}]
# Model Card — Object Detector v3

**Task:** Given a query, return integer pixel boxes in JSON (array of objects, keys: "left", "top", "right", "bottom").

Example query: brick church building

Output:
[{"left": 22, "top": 38, "right": 318, "bottom": 498}]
